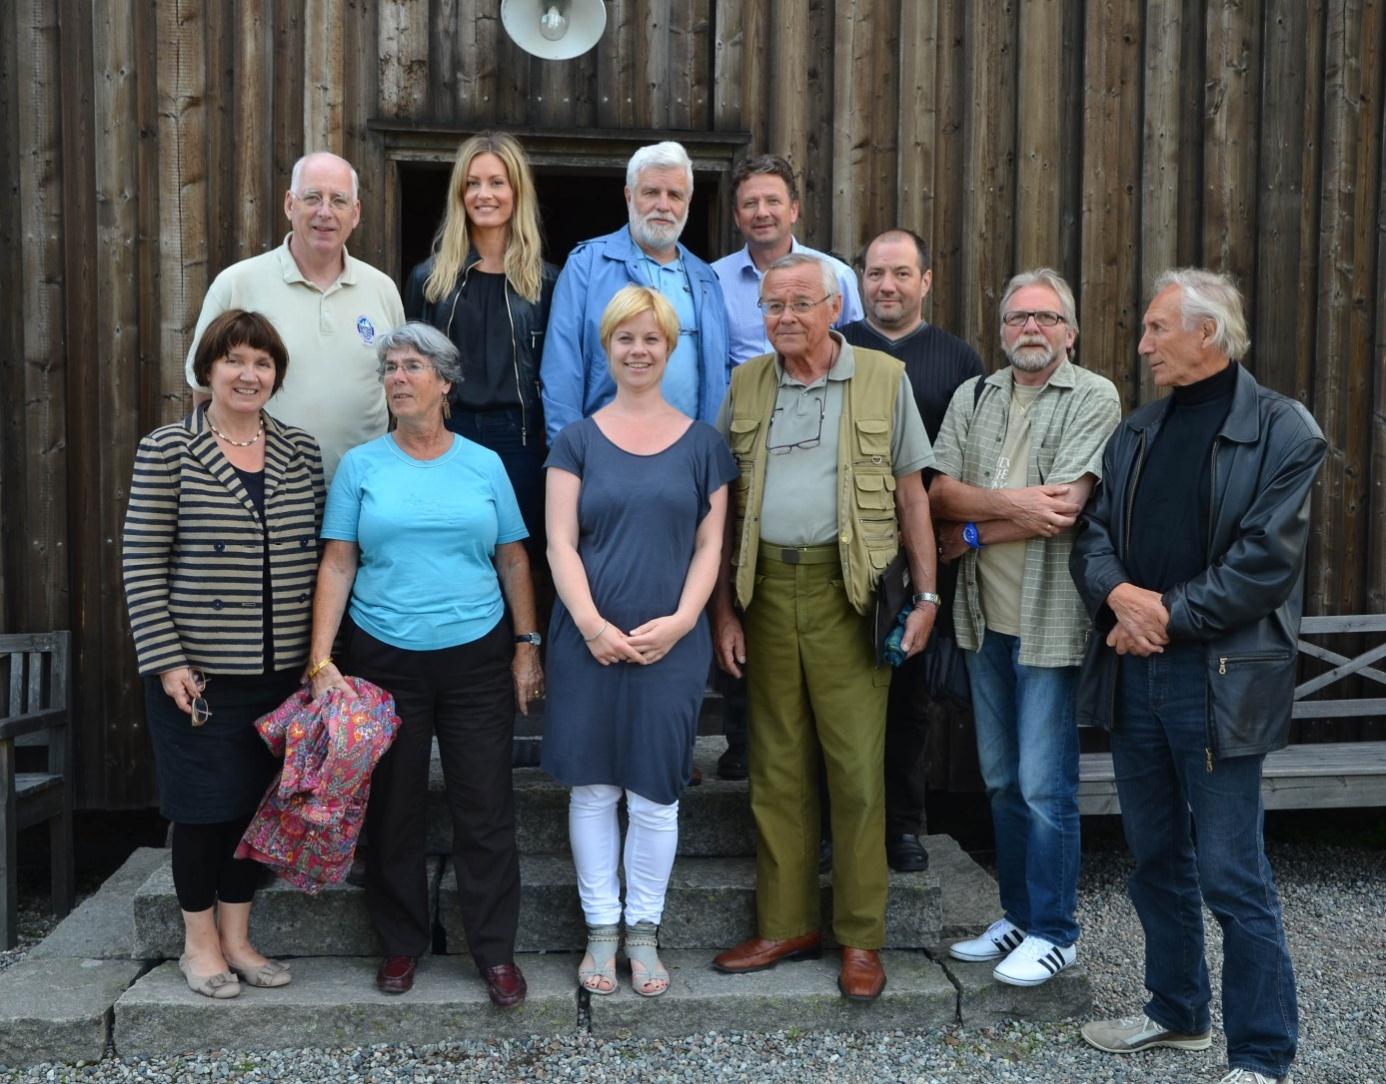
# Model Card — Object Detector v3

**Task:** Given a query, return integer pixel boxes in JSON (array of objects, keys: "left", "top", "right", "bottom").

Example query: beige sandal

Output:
[
  {"left": 624, "top": 921, "right": 669, "bottom": 997},
  {"left": 578, "top": 923, "right": 620, "bottom": 995}
]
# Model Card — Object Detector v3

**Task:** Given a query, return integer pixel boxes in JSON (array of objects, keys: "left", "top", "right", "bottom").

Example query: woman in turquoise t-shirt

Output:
[{"left": 308, "top": 322, "right": 542, "bottom": 1010}]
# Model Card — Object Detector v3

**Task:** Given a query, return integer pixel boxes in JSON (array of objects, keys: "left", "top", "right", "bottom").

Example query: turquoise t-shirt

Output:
[{"left": 322, "top": 433, "right": 528, "bottom": 650}]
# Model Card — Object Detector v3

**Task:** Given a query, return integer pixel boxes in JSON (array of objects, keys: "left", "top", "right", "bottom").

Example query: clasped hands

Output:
[
  {"left": 587, "top": 614, "right": 691, "bottom": 667},
  {"left": 1105, "top": 582, "right": 1170, "bottom": 656}
]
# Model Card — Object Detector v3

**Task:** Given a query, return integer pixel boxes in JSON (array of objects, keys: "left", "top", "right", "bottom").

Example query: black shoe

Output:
[
  {"left": 818, "top": 836, "right": 833, "bottom": 874},
  {"left": 716, "top": 741, "right": 748, "bottom": 781},
  {"left": 886, "top": 833, "right": 929, "bottom": 872}
]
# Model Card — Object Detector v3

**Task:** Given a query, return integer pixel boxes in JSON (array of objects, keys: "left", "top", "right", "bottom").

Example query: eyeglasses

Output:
[
  {"left": 190, "top": 670, "right": 212, "bottom": 728},
  {"left": 767, "top": 396, "right": 826, "bottom": 454},
  {"left": 294, "top": 190, "right": 353, "bottom": 211},
  {"left": 758, "top": 295, "right": 832, "bottom": 318},
  {"left": 1002, "top": 310, "right": 1067, "bottom": 328},
  {"left": 379, "top": 359, "right": 433, "bottom": 377}
]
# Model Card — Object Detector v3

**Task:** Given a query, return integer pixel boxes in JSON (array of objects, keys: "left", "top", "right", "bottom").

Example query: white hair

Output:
[
  {"left": 762, "top": 253, "right": 839, "bottom": 298},
  {"left": 1153, "top": 267, "right": 1250, "bottom": 361},
  {"left": 999, "top": 267, "right": 1079, "bottom": 337},
  {"left": 290, "top": 152, "right": 360, "bottom": 202},
  {"left": 626, "top": 141, "right": 694, "bottom": 192}
]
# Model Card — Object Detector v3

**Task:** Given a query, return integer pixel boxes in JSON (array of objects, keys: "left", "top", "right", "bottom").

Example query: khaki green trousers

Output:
[{"left": 745, "top": 545, "right": 890, "bottom": 948}]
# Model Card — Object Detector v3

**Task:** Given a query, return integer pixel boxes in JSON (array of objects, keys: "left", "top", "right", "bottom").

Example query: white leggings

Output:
[{"left": 568, "top": 784, "right": 679, "bottom": 927}]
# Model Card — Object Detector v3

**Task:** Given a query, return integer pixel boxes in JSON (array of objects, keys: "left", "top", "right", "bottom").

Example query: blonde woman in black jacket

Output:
[
  {"left": 123, "top": 309, "right": 324, "bottom": 999},
  {"left": 403, "top": 131, "right": 557, "bottom": 548}
]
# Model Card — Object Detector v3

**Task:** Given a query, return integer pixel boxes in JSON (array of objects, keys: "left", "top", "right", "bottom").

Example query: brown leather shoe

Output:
[
  {"left": 838, "top": 947, "right": 886, "bottom": 1001},
  {"left": 376, "top": 954, "right": 416, "bottom": 994},
  {"left": 484, "top": 962, "right": 527, "bottom": 1008},
  {"left": 711, "top": 932, "right": 821, "bottom": 974}
]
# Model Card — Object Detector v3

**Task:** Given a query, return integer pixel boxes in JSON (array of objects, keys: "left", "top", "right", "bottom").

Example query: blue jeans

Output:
[
  {"left": 965, "top": 630, "right": 1080, "bottom": 946},
  {"left": 1112, "top": 645, "right": 1297, "bottom": 1078},
  {"left": 448, "top": 407, "right": 547, "bottom": 548}
]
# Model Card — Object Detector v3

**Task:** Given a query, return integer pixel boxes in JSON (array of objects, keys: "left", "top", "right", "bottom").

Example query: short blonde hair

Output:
[{"left": 599, "top": 286, "right": 680, "bottom": 354}]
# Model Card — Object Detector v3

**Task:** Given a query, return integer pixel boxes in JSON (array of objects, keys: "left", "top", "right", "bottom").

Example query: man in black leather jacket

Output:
[{"left": 1071, "top": 268, "right": 1325, "bottom": 1084}]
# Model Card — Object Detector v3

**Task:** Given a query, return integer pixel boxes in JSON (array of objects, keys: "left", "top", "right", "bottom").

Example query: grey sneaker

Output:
[
  {"left": 1219, "top": 1071, "right": 1292, "bottom": 1084},
  {"left": 1080, "top": 1013, "right": 1213, "bottom": 1054}
]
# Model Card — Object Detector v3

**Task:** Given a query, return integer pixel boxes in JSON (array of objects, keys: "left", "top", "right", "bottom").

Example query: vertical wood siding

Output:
[{"left": 3, "top": 0, "right": 1383, "bottom": 805}]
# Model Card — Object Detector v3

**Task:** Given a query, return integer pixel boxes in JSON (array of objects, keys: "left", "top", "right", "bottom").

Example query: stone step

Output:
[
  {"left": 110, "top": 950, "right": 957, "bottom": 1059},
  {"left": 131, "top": 857, "right": 444, "bottom": 960},
  {"left": 431, "top": 735, "right": 754, "bottom": 857},
  {"left": 131, "top": 849, "right": 949, "bottom": 958},
  {"left": 112, "top": 955, "right": 579, "bottom": 1057},
  {"left": 441, "top": 855, "right": 941, "bottom": 953}
]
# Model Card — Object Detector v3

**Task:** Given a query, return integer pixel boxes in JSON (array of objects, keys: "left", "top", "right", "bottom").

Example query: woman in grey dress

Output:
[{"left": 542, "top": 285, "right": 736, "bottom": 997}]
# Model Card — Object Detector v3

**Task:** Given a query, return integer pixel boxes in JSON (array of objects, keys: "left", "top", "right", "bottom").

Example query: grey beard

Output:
[
  {"left": 629, "top": 213, "right": 686, "bottom": 252},
  {"left": 1006, "top": 344, "right": 1060, "bottom": 372}
]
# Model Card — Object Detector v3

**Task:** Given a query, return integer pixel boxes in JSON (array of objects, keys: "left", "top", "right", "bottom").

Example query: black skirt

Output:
[{"left": 143, "top": 668, "right": 299, "bottom": 823}]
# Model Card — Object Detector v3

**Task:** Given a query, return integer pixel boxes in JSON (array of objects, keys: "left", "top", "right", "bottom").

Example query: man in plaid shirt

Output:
[{"left": 928, "top": 268, "right": 1120, "bottom": 987}]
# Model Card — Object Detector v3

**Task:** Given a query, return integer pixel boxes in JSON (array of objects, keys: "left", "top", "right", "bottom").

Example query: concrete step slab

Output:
[
  {"left": 31, "top": 847, "right": 167, "bottom": 960},
  {"left": 429, "top": 736, "right": 754, "bottom": 857},
  {"left": 0, "top": 957, "right": 147, "bottom": 1068},
  {"left": 588, "top": 949, "right": 958, "bottom": 1038},
  {"left": 934, "top": 950, "right": 1092, "bottom": 1024},
  {"left": 131, "top": 855, "right": 443, "bottom": 960},
  {"left": 440, "top": 854, "right": 942, "bottom": 953},
  {"left": 112, "top": 955, "right": 578, "bottom": 1058}
]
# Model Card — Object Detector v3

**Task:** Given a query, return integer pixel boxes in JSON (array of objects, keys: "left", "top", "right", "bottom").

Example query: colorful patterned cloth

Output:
[{"left": 236, "top": 676, "right": 400, "bottom": 894}]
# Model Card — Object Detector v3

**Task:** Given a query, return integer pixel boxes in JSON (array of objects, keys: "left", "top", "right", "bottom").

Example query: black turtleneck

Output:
[{"left": 1127, "top": 361, "right": 1239, "bottom": 597}]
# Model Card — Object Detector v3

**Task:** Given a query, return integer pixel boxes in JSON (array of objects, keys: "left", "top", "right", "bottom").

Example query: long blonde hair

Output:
[{"left": 424, "top": 132, "right": 544, "bottom": 304}]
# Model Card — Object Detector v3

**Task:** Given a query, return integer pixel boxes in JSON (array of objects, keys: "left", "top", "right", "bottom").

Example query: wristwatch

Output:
[
  {"left": 911, "top": 592, "right": 942, "bottom": 607},
  {"left": 513, "top": 632, "right": 543, "bottom": 646},
  {"left": 962, "top": 522, "right": 983, "bottom": 550}
]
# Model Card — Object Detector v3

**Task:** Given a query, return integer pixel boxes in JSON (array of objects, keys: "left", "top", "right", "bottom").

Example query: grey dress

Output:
[{"left": 541, "top": 418, "right": 737, "bottom": 805}]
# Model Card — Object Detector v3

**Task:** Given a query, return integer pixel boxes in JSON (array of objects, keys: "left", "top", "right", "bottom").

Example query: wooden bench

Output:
[
  {"left": 1078, "top": 615, "right": 1386, "bottom": 815},
  {"left": 1, "top": 631, "right": 75, "bottom": 948}
]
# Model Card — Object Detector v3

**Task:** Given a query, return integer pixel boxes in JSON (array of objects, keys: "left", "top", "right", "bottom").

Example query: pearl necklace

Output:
[{"left": 206, "top": 410, "right": 264, "bottom": 447}]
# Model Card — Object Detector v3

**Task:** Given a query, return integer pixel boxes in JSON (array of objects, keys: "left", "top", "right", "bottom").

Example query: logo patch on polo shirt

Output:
[{"left": 356, "top": 315, "right": 376, "bottom": 344}]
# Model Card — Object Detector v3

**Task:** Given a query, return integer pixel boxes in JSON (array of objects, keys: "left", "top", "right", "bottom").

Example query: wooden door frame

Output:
[{"left": 368, "top": 121, "right": 750, "bottom": 280}]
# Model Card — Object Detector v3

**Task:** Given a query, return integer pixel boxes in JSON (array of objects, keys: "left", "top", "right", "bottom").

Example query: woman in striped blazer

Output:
[{"left": 122, "top": 309, "right": 324, "bottom": 1000}]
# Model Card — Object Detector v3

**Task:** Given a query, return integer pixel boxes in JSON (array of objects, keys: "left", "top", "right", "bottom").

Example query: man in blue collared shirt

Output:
[
  {"left": 711, "top": 155, "right": 862, "bottom": 368},
  {"left": 539, "top": 142, "right": 731, "bottom": 443}
]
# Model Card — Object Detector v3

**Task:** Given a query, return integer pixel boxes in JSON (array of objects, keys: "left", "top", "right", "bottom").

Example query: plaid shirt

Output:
[{"left": 932, "top": 359, "right": 1121, "bottom": 667}]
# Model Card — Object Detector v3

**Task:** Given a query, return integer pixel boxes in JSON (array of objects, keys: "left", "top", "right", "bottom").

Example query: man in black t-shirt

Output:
[{"left": 841, "top": 230, "right": 983, "bottom": 872}]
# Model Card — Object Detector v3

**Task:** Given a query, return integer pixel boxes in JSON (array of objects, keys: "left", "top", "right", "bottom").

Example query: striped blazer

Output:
[{"left": 122, "top": 406, "right": 325, "bottom": 675}]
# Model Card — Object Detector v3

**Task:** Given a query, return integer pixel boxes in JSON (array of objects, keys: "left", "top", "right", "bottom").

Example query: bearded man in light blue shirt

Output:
[{"left": 539, "top": 142, "right": 731, "bottom": 443}]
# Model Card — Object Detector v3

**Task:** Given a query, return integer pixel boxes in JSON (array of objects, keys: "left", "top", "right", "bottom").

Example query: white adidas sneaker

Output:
[
  {"left": 992, "top": 934, "right": 1075, "bottom": 986},
  {"left": 948, "top": 917, "right": 1026, "bottom": 962}
]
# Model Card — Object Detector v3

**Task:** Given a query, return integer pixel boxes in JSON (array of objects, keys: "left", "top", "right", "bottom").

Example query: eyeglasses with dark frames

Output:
[
  {"left": 766, "top": 396, "right": 826, "bottom": 454},
  {"left": 1001, "top": 310, "right": 1067, "bottom": 328}
]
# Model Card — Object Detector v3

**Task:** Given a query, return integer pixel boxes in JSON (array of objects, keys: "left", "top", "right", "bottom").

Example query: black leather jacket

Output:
[
  {"left": 403, "top": 251, "right": 558, "bottom": 445},
  {"left": 1070, "top": 363, "right": 1327, "bottom": 759}
]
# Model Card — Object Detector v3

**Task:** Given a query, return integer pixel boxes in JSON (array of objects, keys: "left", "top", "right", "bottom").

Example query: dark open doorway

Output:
[{"left": 396, "top": 161, "right": 721, "bottom": 283}]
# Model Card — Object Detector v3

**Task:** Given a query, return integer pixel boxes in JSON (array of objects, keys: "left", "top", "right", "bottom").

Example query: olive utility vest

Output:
[{"left": 727, "top": 347, "right": 904, "bottom": 615}]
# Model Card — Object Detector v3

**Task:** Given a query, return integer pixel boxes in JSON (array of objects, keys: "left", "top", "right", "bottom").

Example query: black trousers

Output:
[
  {"left": 171, "top": 815, "right": 261, "bottom": 911},
  {"left": 347, "top": 617, "right": 521, "bottom": 968},
  {"left": 884, "top": 648, "right": 932, "bottom": 836}
]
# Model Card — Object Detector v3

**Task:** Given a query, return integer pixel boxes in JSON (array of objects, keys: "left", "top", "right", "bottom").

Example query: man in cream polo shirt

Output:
[{"left": 185, "top": 151, "right": 405, "bottom": 481}]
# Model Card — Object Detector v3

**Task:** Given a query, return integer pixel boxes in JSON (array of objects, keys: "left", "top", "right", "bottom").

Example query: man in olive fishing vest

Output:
[{"left": 708, "top": 253, "right": 939, "bottom": 1002}]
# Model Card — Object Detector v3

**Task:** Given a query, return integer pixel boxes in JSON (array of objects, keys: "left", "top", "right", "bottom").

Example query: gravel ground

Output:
[{"left": 3, "top": 824, "right": 1382, "bottom": 1084}]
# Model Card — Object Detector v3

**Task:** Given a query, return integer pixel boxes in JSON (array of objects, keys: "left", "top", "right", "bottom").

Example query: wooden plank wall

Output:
[{"left": 1, "top": 0, "right": 1383, "bottom": 806}]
